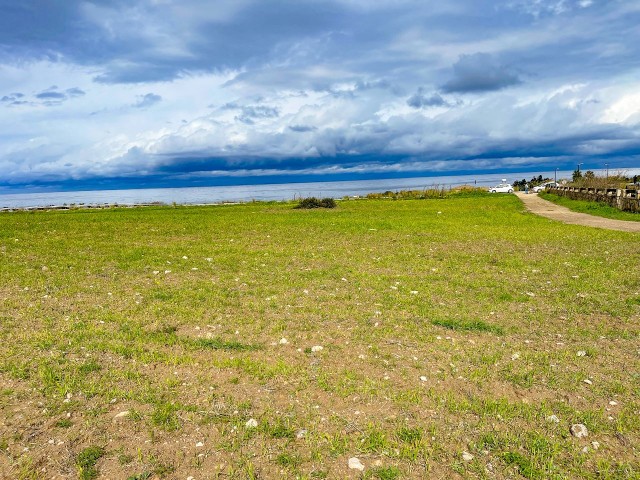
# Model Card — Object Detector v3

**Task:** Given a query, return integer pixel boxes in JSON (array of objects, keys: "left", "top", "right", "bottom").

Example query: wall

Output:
[{"left": 548, "top": 186, "right": 640, "bottom": 213}]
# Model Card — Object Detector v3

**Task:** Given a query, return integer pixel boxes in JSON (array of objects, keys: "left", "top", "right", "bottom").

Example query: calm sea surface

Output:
[{"left": 0, "top": 169, "right": 632, "bottom": 209}]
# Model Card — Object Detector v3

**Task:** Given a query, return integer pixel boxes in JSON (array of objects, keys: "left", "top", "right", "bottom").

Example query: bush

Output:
[{"left": 295, "top": 197, "right": 337, "bottom": 209}]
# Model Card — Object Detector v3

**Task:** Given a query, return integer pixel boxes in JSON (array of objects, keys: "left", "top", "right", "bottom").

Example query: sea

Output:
[{"left": 0, "top": 169, "right": 634, "bottom": 209}]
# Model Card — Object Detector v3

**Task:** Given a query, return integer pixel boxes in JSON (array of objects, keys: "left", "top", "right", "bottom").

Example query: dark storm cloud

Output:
[
  {"left": 2, "top": 1, "right": 640, "bottom": 188},
  {"left": 441, "top": 53, "right": 522, "bottom": 93}
]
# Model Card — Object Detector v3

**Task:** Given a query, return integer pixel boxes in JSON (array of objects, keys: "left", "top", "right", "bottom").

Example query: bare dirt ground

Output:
[{"left": 515, "top": 192, "right": 640, "bottom": 233}]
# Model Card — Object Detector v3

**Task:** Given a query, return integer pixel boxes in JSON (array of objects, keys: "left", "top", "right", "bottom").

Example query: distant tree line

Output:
[
  {"left": 512, "top": 175, "right": 550, "bottom": 189},
  {"left": 570, "top": 170, "right": 639, "bottom": 187}
]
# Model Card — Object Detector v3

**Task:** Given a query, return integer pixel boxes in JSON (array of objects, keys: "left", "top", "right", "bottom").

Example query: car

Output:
[
  {"left": 488, "top": 183, "right": 513, "bottom": 193},
  {"left": 532, "top": 182, "right": 557, "bottom": 193}
]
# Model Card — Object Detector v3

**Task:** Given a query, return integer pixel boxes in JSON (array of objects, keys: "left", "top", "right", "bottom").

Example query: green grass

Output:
[
  {"left": 76, "top": 446, "right": 105, "bottom": 480},
  {"left": 1, "top": 196, "right": 639, "bottom": 479},
  {"left": 539, "top": 192, "right": 640, "bottom": 221}
]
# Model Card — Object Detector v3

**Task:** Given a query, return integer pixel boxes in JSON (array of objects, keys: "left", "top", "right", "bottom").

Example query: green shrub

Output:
[{"left": 295, "top": 197, "right": 337, "bottom": 209}]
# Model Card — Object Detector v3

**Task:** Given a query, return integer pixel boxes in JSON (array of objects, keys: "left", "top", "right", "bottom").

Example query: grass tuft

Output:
[
  {"left": 76, "top": 446, "right": 105, "bottom": 480},
  {"left": 431, "top": 318, "right": 504, "bottom": 335}
]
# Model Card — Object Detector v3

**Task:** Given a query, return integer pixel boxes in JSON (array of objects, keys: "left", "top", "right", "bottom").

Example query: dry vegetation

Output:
[{"left": 0, "top": 194, "right": 638, "bottom": 479}]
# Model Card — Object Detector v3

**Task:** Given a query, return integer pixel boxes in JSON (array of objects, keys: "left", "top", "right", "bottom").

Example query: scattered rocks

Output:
[
  {"left": 591, "top": 441, "right": 600, "bottom": 450},
  {"left": 570, "top": 424, "right": 589, "bottom": 438},
  {"left": 348, "top": 457, "right": 365, "bottom": 471},
  {"left": 295, "top": 429, "right": 307, "bottom": 439},
  {"left": 245, "top": 418, "right": 258, "bottom": 428},
  {"left": 195, "top": 441, "right": 204, "bottom": 447},
  {"left": 462, "top": 451, "right": 474, "bottom": 462},
  {"left": 311, "top": 345, "right": 323, "bottom": 352},
  {"left": 279, "top": 338, "right": 289, "bottom": 345},
  {"left": 511, "top": 352, "right": 521, "bottom": 360},
  {"left": 609, "top": 400, "right": 618, "bottom": 406},
  {"left": 577, "top": 350, "right": 587, "bottom": 357}
]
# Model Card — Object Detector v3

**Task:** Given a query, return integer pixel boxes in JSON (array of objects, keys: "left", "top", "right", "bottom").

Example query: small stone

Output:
[
  {"left": 295, "top": 429, "right": 307, "bottom": 439},
  {"left": 187, "top": 477, "right": 194, "bottom": 480},
  {"left": 570, "top": 424, "right": 589, "bottom": 438},
  {"left": 311, "top": 345, "right": 323, "bottom": 352},
  {"left": 182, "top": 256, "right": 188, "bottom": 259},
  {"left": 546, "top": 414, "right": 560, "bottom": 423},
  {"left": 462, "top": 451, "right": 474, "bottom": 462},
  {"left": 591, "top": 441, "right": 600, "bottom": 450},
  {"left": 348, "top": 457, "right": 365, "bottom": 471},
  {"left": 582, "top": 446, "right": 590, "bottom": 453},
  {"left": 511, "top": 352, "right": 521, "bottom": 360},
  {"left": 410, "top": 291, "right": 418, "bottom": 295},
  {"left": 419, "top": 376, "right": 427, "bottom": 382},
  {"left": 41, "top": 266, "right": 49, "bottom": 271},
  {"left": 113, "top": 411, "right": 130, "bottom": 422},
  {"left": 525, "top": 292, "right": 535, "bottom": 297},
  {"left": 245, "top": 418, "right": 258, "bottom": 428},
  {"left": 583, "top": 379, "right": 593, "bottom": 385},
  {"left": 609, "top": 400, "right": 618, "bottom": 406},
  {"left": 577, "top": 351, "right": 587, "bottom": 357},
  {"left": 196, "top": 441, "right": 204, "bottom": 447},
  {"left": 279, "top": 338, "right": 289, "bottom": 345}
]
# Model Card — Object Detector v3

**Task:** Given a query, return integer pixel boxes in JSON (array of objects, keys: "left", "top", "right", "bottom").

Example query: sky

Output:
[{"left": 1, "top": 0, "right": 639, "bottom": 191}]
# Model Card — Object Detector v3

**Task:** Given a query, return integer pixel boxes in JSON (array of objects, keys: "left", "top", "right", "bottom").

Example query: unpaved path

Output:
[{"left": 515, "top": 192, "right": 640, "bottom": 233}]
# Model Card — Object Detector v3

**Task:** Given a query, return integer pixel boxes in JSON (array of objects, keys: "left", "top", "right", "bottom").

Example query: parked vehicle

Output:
[
  {"left": 488, "top": 183, "right": 513, "bottom": 193},
  {"left": 533, "top": 182, "right": 557, "bottom": 193}
]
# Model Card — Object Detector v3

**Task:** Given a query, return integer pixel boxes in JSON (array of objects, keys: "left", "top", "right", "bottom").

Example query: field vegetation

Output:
[
  {"left": 539, "top": 192, "right": 640, "bottom": 223},
  {"left": 0, "top": 194, "right": 638, "bottom": 479}
]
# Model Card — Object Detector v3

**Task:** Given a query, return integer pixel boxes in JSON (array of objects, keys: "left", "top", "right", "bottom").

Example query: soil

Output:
[{"left": 515, "top": 192, "right": 640, "bottom": 232}]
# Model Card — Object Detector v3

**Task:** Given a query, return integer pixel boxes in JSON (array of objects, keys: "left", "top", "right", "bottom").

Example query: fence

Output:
[{"left": 548, "top": 185, "right": 640, "bottom": 213}]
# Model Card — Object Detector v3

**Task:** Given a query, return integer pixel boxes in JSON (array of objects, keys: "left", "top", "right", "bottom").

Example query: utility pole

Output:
[
  {"left": 605, "top": 163, "right": 609, "bottom": 186},
  {"left": 554, "top": 168, "right": 558, "bottom": 184}
]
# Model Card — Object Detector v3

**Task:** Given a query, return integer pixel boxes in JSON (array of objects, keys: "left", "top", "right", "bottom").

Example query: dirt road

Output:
[{"left": 515, "top": 192, "right": 640, "bottom": 233}]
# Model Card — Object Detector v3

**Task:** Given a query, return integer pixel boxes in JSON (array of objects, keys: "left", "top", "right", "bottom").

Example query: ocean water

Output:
[{"left": 0, "top": 169, "right": 621, "bottom": 209}]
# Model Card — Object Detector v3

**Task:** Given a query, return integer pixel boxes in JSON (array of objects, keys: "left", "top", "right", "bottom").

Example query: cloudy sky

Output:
[{"left": 1, "top": 0, "right": 639, "bottom": 191}]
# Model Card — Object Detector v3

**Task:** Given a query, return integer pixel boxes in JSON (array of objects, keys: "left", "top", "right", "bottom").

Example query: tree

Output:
[
  {"left": 572, "top": 169, "right": 583, "bottom": 182},
  {"left": 584, "top": 170, "right": 595, "bottom": 181}
]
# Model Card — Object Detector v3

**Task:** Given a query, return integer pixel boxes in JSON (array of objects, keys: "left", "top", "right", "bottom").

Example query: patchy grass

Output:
[
  {"left": 0, "top": 196, "right": 639, "bottom": 479},
  {"left": 540, "top": 191, "right": 640, "bottom": 221},
  {"left": 76, "top": 446, "right": 105, "bottom": 480}
]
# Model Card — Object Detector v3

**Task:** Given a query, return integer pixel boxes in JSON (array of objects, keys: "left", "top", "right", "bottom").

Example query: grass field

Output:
[
  {"left": 0, "top": 194, "right": 639, "bottom": 479},
  {"left": 539, "top": 192, "right": 640, "bottom": 222}
]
